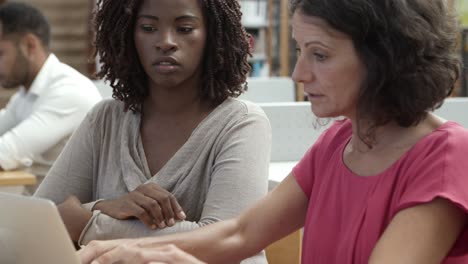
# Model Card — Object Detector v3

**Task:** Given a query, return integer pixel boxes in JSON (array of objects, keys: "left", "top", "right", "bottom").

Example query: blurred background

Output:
[{"left": 1, "top": 0, "right": 467, "bottom": 106}]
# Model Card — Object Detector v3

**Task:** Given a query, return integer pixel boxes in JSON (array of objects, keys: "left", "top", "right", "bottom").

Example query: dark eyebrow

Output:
[
  {"left": 137, "top": 14, "right": 158, "bottom": 20},
  {"left": 175, "top": 15, "right": 200, "bottom": 21},
  {"left": 136, "top": 14, "right": 201, "bottom": 21}
]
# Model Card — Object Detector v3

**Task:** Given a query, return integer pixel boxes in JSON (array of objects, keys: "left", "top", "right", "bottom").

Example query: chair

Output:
[
  {"left": 240, "top": 77, "right": 295, "bottom": 103},
  {"left": 433, "top": 97, "right": 468, "bottom": 127},
  {"left": 265, "top": 229, "right": 302, "bottom": 264},
  {"left": 259, "top": 102, "right": 331, "bottom": 162}
]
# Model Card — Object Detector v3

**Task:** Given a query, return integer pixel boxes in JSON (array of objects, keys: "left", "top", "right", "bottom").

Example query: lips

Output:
[
  {"left": 305, "top": 92, "right": 325, "bottom": 103},
  {"left": 306, "top": 92, "right": 323, "bottom": 97},
  {"left": 152, "top": 56, "right": 180, "bottom": 66},
  {"left": 152, "top": 56, "right": 180, "bottom": 74}
]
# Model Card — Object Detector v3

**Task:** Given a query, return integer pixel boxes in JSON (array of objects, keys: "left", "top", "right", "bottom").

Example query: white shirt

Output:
[{"left": 0, "top": 54, "right": 102, "bottom": 175}]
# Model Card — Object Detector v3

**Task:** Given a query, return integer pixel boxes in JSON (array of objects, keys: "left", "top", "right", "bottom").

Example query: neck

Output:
[
  {"left": 142, "top": 83, "right": 211, "bottom": 119},
  {"left": 349, "top": 113, "right": 439, "bottom": 153},
  {"left": 349, "top": 118, "right": 407, "bottom": 152}
]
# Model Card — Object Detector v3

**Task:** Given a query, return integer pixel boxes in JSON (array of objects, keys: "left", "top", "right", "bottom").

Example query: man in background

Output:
[{"left": 0, "top": 2, "right": 101, "bottom": 188}]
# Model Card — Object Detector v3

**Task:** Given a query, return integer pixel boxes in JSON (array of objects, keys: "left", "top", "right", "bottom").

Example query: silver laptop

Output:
[{"left": 0, "top": 192, "right": 80, "bottom": 264}]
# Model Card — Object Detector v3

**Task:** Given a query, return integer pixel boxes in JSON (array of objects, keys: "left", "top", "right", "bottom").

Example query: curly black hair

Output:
[
  {"left": 0, "top": 2, "right": 50, "bottom": 47},
  {"left": 291, "top": 0, "right": 461, "bottom": 145},
  {"left": 93, "top": 0, "right": 251, "bottom": 112}
]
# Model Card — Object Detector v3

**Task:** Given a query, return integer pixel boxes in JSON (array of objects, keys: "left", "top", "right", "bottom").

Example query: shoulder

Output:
[
  {"left": 392, "top": 122, "right": 468, "bottom": 229},
  {"left": 204, "top": 99, "right": 271, "bottom": 148},
  {"left": 440, "top": 121, "right": 468, "bottom": 144},
  {"left": 85, "top": 99, "right": 127, "bottom": 124},
  {"left": 222, "top": 98, "right": 268, "bottom": 119},
  {"left": 45, "top": 57, "right": 100, "bottom": 97},
  {"left": 393, "top": 121, "right": 468, "bottom": 194},
  {"left": 408, "top": 121, "right": 468, "bottom": 160},
  {"left": 213, "top": 98, "right": 270, "bottom": 127},
  {"left": 51, "top": 63, "right": 94, "bottom": 87},
  {"left": 427, "top": 121, "right": 468, "bottom": 165}
]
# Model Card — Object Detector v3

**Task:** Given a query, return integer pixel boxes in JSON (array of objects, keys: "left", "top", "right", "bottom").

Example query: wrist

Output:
[
  {"left": 92, "top": 199, "right": 108, "bottom": 211},
  {"left": 91, "top": 199, "right": 106, "bottom": 211},
  {"left": 57, "top": 200, "right": 93, "bottom": 242},
  {"left": 71, "top": 208, "right": 92, "bottom": 242}
]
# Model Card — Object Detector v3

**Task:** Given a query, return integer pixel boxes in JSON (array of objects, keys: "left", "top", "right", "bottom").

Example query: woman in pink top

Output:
[{"left": 79, "top": 0, "right": 468, "bottom": 263}]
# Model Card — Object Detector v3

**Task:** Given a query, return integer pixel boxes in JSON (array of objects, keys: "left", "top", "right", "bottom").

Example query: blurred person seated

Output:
[{"left": 0, "top": 2, "right": 101, "bottom": 189}]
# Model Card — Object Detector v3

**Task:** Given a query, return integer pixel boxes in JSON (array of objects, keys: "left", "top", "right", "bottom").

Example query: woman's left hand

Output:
[
  {"left": 79, "top": 240, "right": 206, "bottom": 264},
  {"left": 57, "top": 196, "right": 93, "bottom": 242}
]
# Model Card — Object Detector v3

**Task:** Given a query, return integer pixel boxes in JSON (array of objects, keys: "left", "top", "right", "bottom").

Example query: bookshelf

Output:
[
  {"left": 239, "top": 0, "right": 304, "bottom": 100},
  {"left": 240, "top": 0, "right": 272, "bottom": 77}
]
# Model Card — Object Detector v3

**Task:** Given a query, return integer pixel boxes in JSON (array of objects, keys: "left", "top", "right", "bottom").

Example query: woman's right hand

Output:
[
  {"left": 79, "top": 240, "right": 206, "bottom": 264},
  {"left": 93, "top": 183, "right": 186, "bottom": 229}
]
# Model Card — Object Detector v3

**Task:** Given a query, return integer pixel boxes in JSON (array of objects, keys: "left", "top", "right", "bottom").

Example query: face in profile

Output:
[
  {"left": 291, "top": 11, "right": 367, "bottom": 119},
  {"left": 134, "top": 0, "right": 207, "bottom": 91},
  {"left": 0, "top": 35, "right": 29, "bottom": 89}
]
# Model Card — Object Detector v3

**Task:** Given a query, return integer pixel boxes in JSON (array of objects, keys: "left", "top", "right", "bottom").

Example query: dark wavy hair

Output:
[
  {"left": 291, "top": 0, "right": 461, "bottom": 145},
  {"left": 0, "top": 2, "right": 50, "bottom": 47},
  {"left": 93, "top": 0, "right": 251, "bottom": 112}
]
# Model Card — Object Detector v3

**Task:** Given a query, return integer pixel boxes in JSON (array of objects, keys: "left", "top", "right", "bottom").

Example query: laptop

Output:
[{"left": 0, "top": 192, "right": 80, "bottom": 264}]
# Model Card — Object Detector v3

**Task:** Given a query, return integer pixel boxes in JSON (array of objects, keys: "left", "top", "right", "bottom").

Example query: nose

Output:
[
  {"left": 156, "top": 30, "right": 178, "bottom": 53},
  {"left": 292, "top": 55, "right": 315, "bottom": 84}
]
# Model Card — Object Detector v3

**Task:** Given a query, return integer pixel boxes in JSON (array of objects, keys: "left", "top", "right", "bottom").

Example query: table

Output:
[{"left": 0, "top": 170, "right": 37, "bottom": 193}]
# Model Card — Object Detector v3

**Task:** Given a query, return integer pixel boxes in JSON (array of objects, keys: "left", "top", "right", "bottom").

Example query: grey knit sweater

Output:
[{"left": 35, "top": 98, "right": 271, "bottom": 263}]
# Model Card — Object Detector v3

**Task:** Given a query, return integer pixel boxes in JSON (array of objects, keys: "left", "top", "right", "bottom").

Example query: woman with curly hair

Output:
[
  {"left": 80, "top": 0, "right": 468, "bottom": 263},
  {"left": 35, "top": 0, "right": 270, "bottom": 262}
]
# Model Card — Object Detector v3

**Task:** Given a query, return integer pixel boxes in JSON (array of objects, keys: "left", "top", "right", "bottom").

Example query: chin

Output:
[
  {"left": 152, "top": 78, "right": 179, "bottom": 88},
  {"left": 310, "top": 109, "right": 338, "bottom": 119},
  {"left": 310, "top": 105, "right": 326, "bottom": 118}
]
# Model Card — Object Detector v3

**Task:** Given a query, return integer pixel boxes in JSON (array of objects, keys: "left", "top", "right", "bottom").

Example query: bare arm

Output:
[
  {"left": 80, "top": 174, "right": 309, "bottom": 264},
  {"left": 369, "top": 198, "right": 467, "bottom": 264}
]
